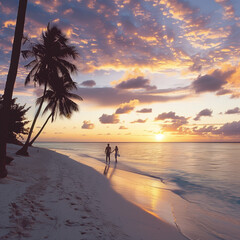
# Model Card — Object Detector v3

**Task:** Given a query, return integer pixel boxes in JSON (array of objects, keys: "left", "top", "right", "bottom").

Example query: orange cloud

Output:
[
  {"left": 63, "top": 8, "right": 73, "bottom": 15},
  {"left": 82, "top": 120, "right": 95, "bottom": 129},
  {"left": 115, "top": 99, "right": 139, "bottom": 114},
  {"left": 227, "top": 64, "right": 240, "bottom": 86},
  {"left": 3, "top": 20, "right": 16, "bottom": 28},
  {"left": 205, "top": 64, "right": 240, "bottom": 88},
  {"left": 215, "top": 0, "right": 235, "bottom": 19},
  {"left": 33, "top": 0, "right": 61, "bottom": 13}
]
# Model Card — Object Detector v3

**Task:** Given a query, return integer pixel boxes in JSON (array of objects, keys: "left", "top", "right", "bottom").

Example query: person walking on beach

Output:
[
  {"left": 105, "top": 143, "right": 111, "bottom": 164},
  {"left": 113, "top": 146, "right": 119, "bottom": 162}
]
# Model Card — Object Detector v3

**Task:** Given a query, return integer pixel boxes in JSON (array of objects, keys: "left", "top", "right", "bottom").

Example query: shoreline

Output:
[
  {"left": 49, "top": 142, "right": 240, "bottom": 240},
  {"left": 55, "top": 149, "right": 183, "bottom": 225},
  {"left": 0, "top": 144, "right": 188, "bottom": 240}
]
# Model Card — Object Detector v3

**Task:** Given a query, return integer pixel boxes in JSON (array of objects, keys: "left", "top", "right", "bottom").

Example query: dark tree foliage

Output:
[
  {"left": 17, "top": 24, "right": 78, "bottom": 156},
  {"left": 29, "top": 78, "right": 82, "bottom": 145},
  {"left": 0, "top": 0, "right": 28, "bottom": 178},
  {"left": 0, "top": 96, "right": 30, "bottom": 145}
]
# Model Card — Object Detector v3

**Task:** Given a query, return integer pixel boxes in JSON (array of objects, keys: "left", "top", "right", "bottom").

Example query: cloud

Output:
[
  {"left": 115, "top": 99, "right": 139, "bottom": 114},
  {"left": 192, "top": 75, "right": 225, "bottom": 93},
  {"left": 231, "top": 92, "right": 240, "bottom": 99},
  {"left": 155, "top": 111, "right": 186, "bottom": 121},
  {"left": 99, "top": 113, "right": 119, "bottom": 124},
  {"left": 160, "top": 0, "right": 209, "bottom": 42},
  {"left": 1, "top": 0, "right": 240, "bottom": 117},
  {"left": 225, "top": 107, "right": 240, "bottom": 114},
  {"left": 146, "top": 86, "right": 189, "bottom": 95},
  {"left": 161, "top": 117, "right": 188, "bottom": 132},
  {"left": 76, "top": 87, "right": 188, "bottom": 106},
  {"left": 3, "top": 20, "right": 15, "bottom": 28},
  {"left": 194, "top": 109, "right": 213, "bottom": 121},
  {"left": 82, "top": 120, "right": 95, "bottom": 129},
  {"left": 80, "top": 80, "right": 96, "bottom": 87},
  {"left": 215, "top": 0, "right": 235, "bottom": 19},
  {"left": 136, "top": 108, "right": 152, "bottom": 113},
  {"left": 188, "top": 121, "right": 240, "bottom": 137},
  {"left": 192, "top": 69, "right": 235, "bottom": 93},
  {"left": 33, "top": 0, "right": 61, "bottom": 13},
  {"left": 189, "top": 55, "right": 202, "bottom": 72},
  {"left": 119, "top": 126, "right": 128, "bottom": 129},
  {"left": 0, "top": 80, "right": 37, "bottom": 97},
  {"left": 170, "top": 120, "right": 240, "bottom": 137},
  {"left": 0, "top": 2, "right": 14, "bottom": 15},
  {"left": 192, "top": 125, "right": 216, "bottom": 135},
  {"left": 1, "top": 0, "right": 240, "bottom": 76},
  {"left": 161, "top": 119, "right": 188, "bottom": 132},
  {"left": 115, "top": 76, "right": 156, "bottom": 91},
  {"left": 131, "top": 119, "right": 147, "bottom": 123},
  {"left": 214, "top": 121, "right": 240, "bottom": 136},
  {"left": 154, "top": 111, "right": 188, "bottom": 132},
  {"left": 216, "top": 89, "right": 232, "bottom": 95}
]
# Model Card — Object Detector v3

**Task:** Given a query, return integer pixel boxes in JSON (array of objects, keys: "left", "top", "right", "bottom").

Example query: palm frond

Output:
[
  {"left": 22, "top": 24, "right": 81, "bottom": 126},
  {"left": 24, "top": 59, "right": 37, "bottom": 69},
  {"left": 22, "top": 50, "right": 35, "bottom": 59},
  {"left": 57, "top": 46, "right": 79, "bottom": 60},
  {"left": 57, "top": 58, "right": 78, "bottom": 73},
  {"left": 66, "top": 92, "right": 83, "bottom": 101},
  {"left": 36, "top": 96, "right": 43, "bottom": 106}
]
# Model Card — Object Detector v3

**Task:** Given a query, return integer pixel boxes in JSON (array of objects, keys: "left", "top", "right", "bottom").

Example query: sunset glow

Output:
[
  {"left": 1, "top": 0, "right": 240, "bottom": 142},
  {"left": 155, "top": 134, "right": 165, "bottom": 141}
]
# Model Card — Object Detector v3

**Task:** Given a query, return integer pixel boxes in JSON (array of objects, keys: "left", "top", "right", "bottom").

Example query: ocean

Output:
[{"left": 35, "top": 142, "right": 240, "bottom": 240}]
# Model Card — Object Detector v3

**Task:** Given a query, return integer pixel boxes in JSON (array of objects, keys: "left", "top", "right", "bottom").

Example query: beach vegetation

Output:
[
  {"left": 0, "top": 96, "right": 30, "bottom": 145},
  {"left": 16, "top": 24, "right": 79, "bottom": 156},
  {"left": 29, "top": 78, "right": 82, "bottom": 145},
  {"left": 0, "top": 0, "right": 28, "bottom": 178}
]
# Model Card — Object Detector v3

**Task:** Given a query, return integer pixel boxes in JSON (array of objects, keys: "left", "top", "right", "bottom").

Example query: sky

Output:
[{"left": 1, "top": 0, "right": 240, "bottom": 142}]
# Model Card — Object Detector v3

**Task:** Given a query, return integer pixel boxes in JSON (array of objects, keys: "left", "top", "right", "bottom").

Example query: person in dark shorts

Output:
[{"left": 105, "top": 144, "right": 111, "bottom": 164}]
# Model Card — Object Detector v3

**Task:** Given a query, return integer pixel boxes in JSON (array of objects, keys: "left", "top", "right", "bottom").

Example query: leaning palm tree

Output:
[
  {"left": 0, "top": 0, "right": 28, "bottom": 178},
  {"left": 16, "top": 24, "right": 78, "bottom": 156},
  {"left": 29, "top": 78, "right": 82, "bottom": 145}
]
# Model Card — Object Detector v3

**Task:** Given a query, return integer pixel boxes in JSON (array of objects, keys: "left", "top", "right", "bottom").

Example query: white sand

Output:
[{"left": 0, "top": 144, "right": 188, "bottom": 240}]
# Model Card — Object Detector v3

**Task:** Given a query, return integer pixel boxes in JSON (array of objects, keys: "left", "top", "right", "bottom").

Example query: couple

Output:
[{"left": 105, "top": 144, "right": 119, "bottom": 164}]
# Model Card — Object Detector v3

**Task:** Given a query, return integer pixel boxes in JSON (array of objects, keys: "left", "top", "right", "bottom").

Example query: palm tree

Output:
[
  {"left": 29, "top": 78, "right": 82, "bottom": 145},
  {"left": 0, "top": 0, "right": 28, "bottom": 178},
  {"left": 16, "top": 24, "right": 78, "bottom": 156}
]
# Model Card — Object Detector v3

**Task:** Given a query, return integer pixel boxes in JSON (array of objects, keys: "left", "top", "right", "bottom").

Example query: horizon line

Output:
[{"left": 34, "top": 141, "right": 240, "bottom": 143}]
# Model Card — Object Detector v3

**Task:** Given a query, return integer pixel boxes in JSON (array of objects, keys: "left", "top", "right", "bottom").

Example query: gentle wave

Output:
[{"left": 77, "top": 151, "right": 240, "bottom": 209}]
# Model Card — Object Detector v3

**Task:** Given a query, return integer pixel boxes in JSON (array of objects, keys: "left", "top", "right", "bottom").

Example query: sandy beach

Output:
[{"left": 0, "top": 144, "right": 188, "bottom": 240}]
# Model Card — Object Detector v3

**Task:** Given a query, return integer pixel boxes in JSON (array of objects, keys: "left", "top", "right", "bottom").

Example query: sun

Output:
[{"left": 155, "top": 133, "right": 165, "bottom": 141}]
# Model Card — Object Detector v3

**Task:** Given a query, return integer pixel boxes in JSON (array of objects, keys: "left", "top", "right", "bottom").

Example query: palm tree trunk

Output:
[
  {"left": 16, "top": 81, "right": 47, "bottom": 156},
  {"left": 29, "top": 112, "right": 52, "bottom": 146},
  {"left": 0, "top": 0, "right": 28, "bottom": 178}
]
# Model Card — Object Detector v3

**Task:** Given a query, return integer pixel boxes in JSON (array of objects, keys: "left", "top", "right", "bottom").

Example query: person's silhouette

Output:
[
  {"left": 105, "top": 143, "right": 111, "bottom": 164},
  {"left": 113, "top": 146, "right": 119, "bottom": 162}
]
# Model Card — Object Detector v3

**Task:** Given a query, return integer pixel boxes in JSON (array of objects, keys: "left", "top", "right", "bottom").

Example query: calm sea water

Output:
[{"left": 35, "top": 142, "right": 240, "bottom": 240}]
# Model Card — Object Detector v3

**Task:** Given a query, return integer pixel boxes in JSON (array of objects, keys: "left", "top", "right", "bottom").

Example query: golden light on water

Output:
[{"left": 155, "top": 133, "right": 164, "bottom": 141}]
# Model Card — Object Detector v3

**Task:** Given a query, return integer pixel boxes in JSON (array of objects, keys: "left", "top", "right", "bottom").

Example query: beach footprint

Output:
[{"left": 65, "top": 219, "right": 80, "bottom": 227}]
